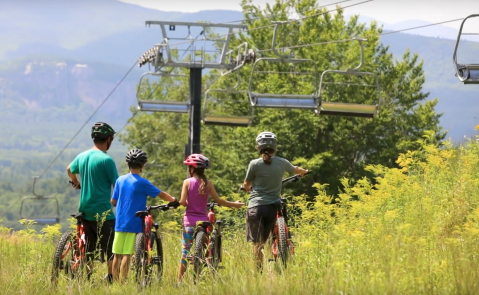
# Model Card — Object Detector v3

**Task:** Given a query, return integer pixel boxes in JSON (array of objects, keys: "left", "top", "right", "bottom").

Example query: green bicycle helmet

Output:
[{"left": 91, "top": 122, "right": 115, "bottom": 139}]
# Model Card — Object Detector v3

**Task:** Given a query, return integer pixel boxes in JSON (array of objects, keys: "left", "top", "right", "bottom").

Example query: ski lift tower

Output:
[{"left": 137, "top": 21, "right": 253, "bottom": 156}]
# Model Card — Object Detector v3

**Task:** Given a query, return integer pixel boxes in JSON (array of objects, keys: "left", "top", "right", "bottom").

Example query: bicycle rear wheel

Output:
[
  {"left": 210, "top": 230, "right": 221, "bottom": 271},
  {"left": 51, "top": 231, "right": 72, "bottom": 285},
  {"left": 277, "top": 216, "right": 289, "bottom": 267},
  {"left": 193, "top": 231, "right": 206, "bottom": 282}
]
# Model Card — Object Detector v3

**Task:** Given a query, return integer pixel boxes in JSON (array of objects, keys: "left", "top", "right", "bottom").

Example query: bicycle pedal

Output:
[
  {"left": 151, "top": 257, "right": 162, "bottom": 264},
  {"left": 268, "top": 259, "right": 276, "bottom": 262}
]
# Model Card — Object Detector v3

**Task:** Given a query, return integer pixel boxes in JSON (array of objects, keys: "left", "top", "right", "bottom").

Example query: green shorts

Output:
[{"left": 112, "top": 232, "right": 136, "bottom": 255}]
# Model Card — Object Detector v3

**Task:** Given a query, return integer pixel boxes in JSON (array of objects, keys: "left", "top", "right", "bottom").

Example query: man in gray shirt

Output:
[{"left": 242, "top": 131, "right": 308, "bottom": 270}]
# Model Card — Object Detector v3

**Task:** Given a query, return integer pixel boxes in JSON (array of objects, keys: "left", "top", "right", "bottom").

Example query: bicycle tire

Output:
[
  {"left": 51, "top": 230, "right": 72, "bottom": 285},
  {"left": 210, "top": 230, "right": 221, "bottom": 270},
  {"left": 277, "top": 216, "right": 289, "bottom": 267},
  {"left": 193, "top": 231, "right": 206, "bottom": 281},
  {"left": 134, "top": 232, "right": 148, "bottom": 287},
  {"left": 148, "top": 231, "right": 164, "bottom": 284}
]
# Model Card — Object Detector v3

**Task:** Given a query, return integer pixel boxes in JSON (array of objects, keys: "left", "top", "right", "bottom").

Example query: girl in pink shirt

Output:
[{"left": 177, "top": 153, "right": 244, "bottom": 283}]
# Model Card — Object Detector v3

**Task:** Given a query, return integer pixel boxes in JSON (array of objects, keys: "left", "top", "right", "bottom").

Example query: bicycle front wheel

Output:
[
  {"left": 148, "top": 231, "right": 164, "bottom": 284},
  {"left": 51, "top": 230, "right": 72, "bottom": 285},
  {"left": 193, "top": 231, "right": 207, "bottom": 282},
  {"left": 210, "top": 230, "right": 221, "bottom": 271},
  {"left": 277, "top": 216, "right": 289, "bottom": 267}
]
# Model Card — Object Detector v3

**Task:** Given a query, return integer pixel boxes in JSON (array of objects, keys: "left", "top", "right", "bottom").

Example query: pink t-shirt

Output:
[{"left": 183, "top": 177, "right": 209, "bottom": 227}]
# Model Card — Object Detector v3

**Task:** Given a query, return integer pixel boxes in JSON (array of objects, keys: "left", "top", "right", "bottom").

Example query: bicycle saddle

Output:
[
  {"left": 135, "top": 211, "right": 149, "bottom": 218},
  {"left": 71, "top": 212, "right": 84, "bottom": 219}
]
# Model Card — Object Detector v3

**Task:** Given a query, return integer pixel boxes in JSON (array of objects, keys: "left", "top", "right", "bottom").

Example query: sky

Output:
[{"left": 119, "top": 0, "right": 479, "bottom": 30}]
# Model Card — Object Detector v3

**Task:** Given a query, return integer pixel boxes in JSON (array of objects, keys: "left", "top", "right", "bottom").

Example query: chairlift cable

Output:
[
  {"left": 11, "top": 59, "right": 137, "bottom": 212},
  {"left": 258, "top": 17, "right": 466, "bottom": 53},
  {"left": 224, "top": 0, "right": 359, "bottom": 24},
  {"left": 154, "top": 0, "right": 375, "bottom": 49}
]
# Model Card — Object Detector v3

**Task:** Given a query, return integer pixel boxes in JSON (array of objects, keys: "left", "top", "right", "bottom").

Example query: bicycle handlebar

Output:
[
  {"left": 69, "top": 180, "right": 81, "bottom": 189},
  {"left": 282, "top": 170, "right": 311, "bottom": 185},
  {"left": 147, "top": 204, "right": 173, "bottom": 212}
]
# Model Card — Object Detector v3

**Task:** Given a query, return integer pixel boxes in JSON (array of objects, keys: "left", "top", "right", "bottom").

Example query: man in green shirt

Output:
[
  {"left": 67, "top": 122, "right": 119, "bottom": 282},
  {"left": 242, "top": 131, "right": 308, "bottom": 270}
]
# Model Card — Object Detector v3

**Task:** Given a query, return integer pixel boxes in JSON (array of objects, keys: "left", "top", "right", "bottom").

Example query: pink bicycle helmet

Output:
[{"left": 183, "top": 153, "right": 210, "bottom": 169}]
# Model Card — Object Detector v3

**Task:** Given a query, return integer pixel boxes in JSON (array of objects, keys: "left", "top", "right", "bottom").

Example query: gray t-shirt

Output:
[{"left": 244, "top": 157, "right": 295, "bottom": 208}]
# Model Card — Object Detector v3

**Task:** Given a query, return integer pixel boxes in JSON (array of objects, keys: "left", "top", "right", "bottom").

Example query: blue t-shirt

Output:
[{"left": 112, "top": 173, "right": 162, "bottom": 233}]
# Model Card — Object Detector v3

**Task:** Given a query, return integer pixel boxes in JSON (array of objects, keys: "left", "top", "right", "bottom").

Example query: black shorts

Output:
[
  {"left": 246, "top": 204, "right": 278, "bottom": 244},
  {"left": 82, "top": 219, "right": 115, "bottom": 262}
]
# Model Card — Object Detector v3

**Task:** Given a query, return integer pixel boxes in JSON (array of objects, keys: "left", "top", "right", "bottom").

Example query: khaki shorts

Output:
[{"left": 246, "top": 204, "right": 278, "bottom": 244}]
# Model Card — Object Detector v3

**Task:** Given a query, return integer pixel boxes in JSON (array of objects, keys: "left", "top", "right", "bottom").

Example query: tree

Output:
[{"left": 120, "top": 0, "right": 445, "bottom": 199}]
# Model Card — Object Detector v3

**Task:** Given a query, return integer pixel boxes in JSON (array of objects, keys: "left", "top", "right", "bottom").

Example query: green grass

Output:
[{"left": 2, "top": 135, "right": 479, "bottom": 294}]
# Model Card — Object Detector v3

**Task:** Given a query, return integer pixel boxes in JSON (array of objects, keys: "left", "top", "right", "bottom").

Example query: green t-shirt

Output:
[
  {"left": 69, "top": 149, "right": 119, "bottom": 221},
  {"left": 244, "top": 157, "right": 295, "bottom": 208}
]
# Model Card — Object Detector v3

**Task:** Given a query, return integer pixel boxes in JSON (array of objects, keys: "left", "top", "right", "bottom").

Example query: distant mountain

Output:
[
  {"left": 0, "top": 0, "right": 243, "bottom": 62},
  {"left": 1, "top": 0, "right": 479, "bottom": 156}
]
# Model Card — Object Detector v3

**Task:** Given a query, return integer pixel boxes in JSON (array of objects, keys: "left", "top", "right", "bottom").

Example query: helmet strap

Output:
[{"left": 263, "top": 150, "right": 273, "bottom": 165}]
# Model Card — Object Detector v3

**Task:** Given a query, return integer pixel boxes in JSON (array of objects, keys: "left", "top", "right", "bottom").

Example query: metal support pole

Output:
[{"left": 188, "top": 67, "right": 203, "bottom": 156}]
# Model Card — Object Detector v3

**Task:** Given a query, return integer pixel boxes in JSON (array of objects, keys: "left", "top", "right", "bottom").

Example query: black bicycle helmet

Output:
[
  {"left": 91, "top": 122, "right": 115, "bottom": 139},
  {"left": 126, "top": 149, "right": 148, "bottom": 165}
]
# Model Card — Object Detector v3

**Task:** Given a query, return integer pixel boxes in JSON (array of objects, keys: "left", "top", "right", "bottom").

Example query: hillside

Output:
[{"left": 0, "top": 0, "right": 478, "bottom": 185}]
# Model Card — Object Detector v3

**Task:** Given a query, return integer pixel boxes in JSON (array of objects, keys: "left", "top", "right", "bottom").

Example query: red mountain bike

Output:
[
  {"left": 134, "top": 204, "right": 173, "bottom": 287},
  {"left": 241, "top": 171, "right": 310, "bottom": 268},
  {"left": 191, "top": 202, "right": 222, "bottom": 281},
  {"left": 51, "top": 212, "right": 87, "bottom": 284}
]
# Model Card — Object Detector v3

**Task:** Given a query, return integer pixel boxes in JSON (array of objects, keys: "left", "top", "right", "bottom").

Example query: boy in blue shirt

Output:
[{"left": 110, "top": 149, "right": 179, "bottom": 282}]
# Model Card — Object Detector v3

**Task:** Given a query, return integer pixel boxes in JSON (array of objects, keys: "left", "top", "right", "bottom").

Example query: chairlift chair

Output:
[
  {"left": 453, "top": 14, "right": 479, "bottom": 84},
  {"left": 316, "top": 38, "right": 381, "bottom": 118},
  {"left": 202, "top": 72, "right": 254, "bottom": 127},
  {"left": 248, "top": 22, "right": 319, "bottom": 110},
  {"left": 136, "top": 71, "right": 189, "bottom": 113},
  {"left": 19, "top": 177, "right": 60, "bottom": 225}
]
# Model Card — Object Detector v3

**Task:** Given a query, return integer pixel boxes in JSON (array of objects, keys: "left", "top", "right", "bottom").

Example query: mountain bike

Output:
[
  {"left": 191, "top": 202, "right": 222, "bottom": 282},
  {"left": 273, "top": 172, "right": 311, "bottom": 267},
  {"left": 241, "top": 171, "right": 310, "bottom": 268},
  {"left": 51, "top": 212, "right": 86, "bottom": 285},
  {"left": 134, "top": 204, "right": 173, "bottom": 287}
]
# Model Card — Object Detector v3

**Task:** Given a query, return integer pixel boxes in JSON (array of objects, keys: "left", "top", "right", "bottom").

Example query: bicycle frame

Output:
[
  {"left": 137, "top": 205, "right": 168, "bottom": 260},
  {"left": 271, "top": 198, "right": 294, "bottom": 259},
  {"left": 192, "top": 202, "right": 222, "bottom": 264},
  {"left": 64, "top": 215, "right": 86, "bottom": 272}
]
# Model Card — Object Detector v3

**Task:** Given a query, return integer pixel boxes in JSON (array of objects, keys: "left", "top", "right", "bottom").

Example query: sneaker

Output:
[{"left": 104, "top": 273, "right": 113, "bottom": 284}]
